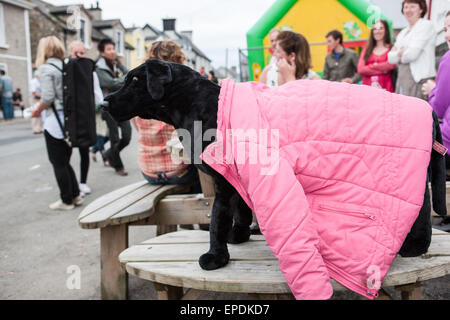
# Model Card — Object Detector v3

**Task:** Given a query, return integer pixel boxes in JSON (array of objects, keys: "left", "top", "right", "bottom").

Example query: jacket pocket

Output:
[{"left": 312, "top": 200, "right": 379, "bottom": 262}]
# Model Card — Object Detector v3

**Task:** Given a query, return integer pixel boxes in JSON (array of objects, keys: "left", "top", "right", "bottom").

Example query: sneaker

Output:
[
  {"left": 115, "top": 169, "right": 128, "bottom": 176},
  {"left": 49, "top": 200, "right": 75, "bottom": 210},
  {"left": 73, "top": 195, "right": 84, "bottom": 206},
  {"left": 79, "top": 183, "right": 91, "bottom": 194},
  {"left": 91, "top": 152, "right": 97, "bottom": 162}
]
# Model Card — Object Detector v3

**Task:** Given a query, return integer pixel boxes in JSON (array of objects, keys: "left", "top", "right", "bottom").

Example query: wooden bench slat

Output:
[
  {"left": 79, "top": 184, "right": 164, "bottom": 229},
  {"left": 119, "top": 240, "right": 276, "bottom": 264},
  {"left": 120, "top": 229, "right": 450, "bottom": 295},
  {"left": 124, "top": 260, "right": 349, "bottom": 294},
  {"left": 382, "top": 256, "right": 450, "bottom": 286},
  {"left": 78, "top": 180, "right": 149, "bottom": 220},
  {"left": 140, "top": 230, "right": 265, "bottom": 245},
  {"left": 432, "top": 228, "right": 449, "bottom": 236},
  {"left": 107, "top": 184, "right": 188, "bottom": 225}
]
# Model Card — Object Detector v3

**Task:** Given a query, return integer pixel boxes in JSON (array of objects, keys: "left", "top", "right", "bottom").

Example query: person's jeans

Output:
[
  {"left": 142, "top": 165, "right": 202, "bottom": 194},
  {"left": 92, "top": 135, "right": 109, "bottom": 156},
  {"left": 103, "top": 111, "right": 131, "bottom": 171},
  {"left": 1, "top": 97, "right": 14, "bottom": 120},
  {"left": 44, "top": 130, "right": 80, "bottom": 204}
]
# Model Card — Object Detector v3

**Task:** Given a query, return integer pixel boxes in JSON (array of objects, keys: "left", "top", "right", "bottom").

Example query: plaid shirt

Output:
[{"left": 132, "top": 117, "right": 188, "bottom": 176}]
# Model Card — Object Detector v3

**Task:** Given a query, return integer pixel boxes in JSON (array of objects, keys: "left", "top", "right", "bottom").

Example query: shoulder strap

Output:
[
  {"left": 47, "top": 62, "right": 62, "bottom": 73},
  {"left": 46, "top": 61, "right": 71, "bottom": 146}
]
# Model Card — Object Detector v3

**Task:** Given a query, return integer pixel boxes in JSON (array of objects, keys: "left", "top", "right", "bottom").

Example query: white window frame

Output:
[
  {"left": 115, "top": 30, "right": 124, "bottom": 56},
  {"left": 78, "top": 17, "right": 90, "bottom": 49},
  {"left": 0, "top": 4, "right": 9, "bottom": 49},
  {"left": 136, "top": 37, "right": 142, "bottom": 59}
]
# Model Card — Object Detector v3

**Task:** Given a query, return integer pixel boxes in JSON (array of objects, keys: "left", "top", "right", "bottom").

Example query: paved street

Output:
[{"left": 0, "top": 118, "right": 448, "bottom": 300}]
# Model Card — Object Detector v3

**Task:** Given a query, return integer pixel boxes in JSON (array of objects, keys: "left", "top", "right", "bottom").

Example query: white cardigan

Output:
[{"left": 388, "top": 18, "right": 436, "bottom": 83}]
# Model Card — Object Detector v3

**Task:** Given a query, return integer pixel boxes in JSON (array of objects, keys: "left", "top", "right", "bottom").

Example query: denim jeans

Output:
[
  {"left": 91, "top": 135, "right": 109, "bottom": 155},
  {"left": 142, "top": 165, "right": 202, "bottom": 194},
  {"left": 1, "top": 97, "right": 13, "bottom": 120}
]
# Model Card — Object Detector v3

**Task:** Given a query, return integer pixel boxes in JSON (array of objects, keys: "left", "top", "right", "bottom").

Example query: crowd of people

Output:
[
  {"left": 3, "top": 0, "right": 449, "bottom": 219},
  {"left": 260, "top": 0, "right": 449, "bottom": 164}
]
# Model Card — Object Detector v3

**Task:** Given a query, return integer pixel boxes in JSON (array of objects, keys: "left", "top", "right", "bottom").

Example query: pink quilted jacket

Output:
[{"left": 201, "top": 79, "right": 433, "bottom": 300}]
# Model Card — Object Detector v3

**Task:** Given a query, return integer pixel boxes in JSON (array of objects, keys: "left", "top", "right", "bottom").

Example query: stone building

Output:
[
  {"left": 135, "top": 18, "right": 212, "bottom": 73},
  {"left": 125, "top": 26, "right": 146, "bottom": 69},
  {"left": 29, "top": 0, "right": 134, "bottom": 67},
  {"left": 0, "top": 0, "right": 34, "bottom": 109}
]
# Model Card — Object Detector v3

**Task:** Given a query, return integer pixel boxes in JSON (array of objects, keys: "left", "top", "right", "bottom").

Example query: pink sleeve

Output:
[{"left": 237, "top": 149, "right": 333, "bottom": 299}]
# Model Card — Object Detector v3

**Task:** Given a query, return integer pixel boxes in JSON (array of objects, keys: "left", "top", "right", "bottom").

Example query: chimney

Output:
[
  {"left": 181, "top": 30, "right": 193, "bottom": 41},
  {"left": 163, "top": 18, "right": 176, "bottom": 31},
  {"left": 88, "top": 1, "right": 102, "bottom": 20}
]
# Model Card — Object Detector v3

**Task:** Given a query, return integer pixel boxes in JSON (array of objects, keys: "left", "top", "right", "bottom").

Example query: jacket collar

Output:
[{"left": 96, "top": 56, "right": 117, "bottom": 76}]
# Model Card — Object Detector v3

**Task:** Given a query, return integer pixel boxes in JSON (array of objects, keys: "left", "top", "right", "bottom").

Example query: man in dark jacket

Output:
[
  {"left": 323, "top": 30, "right": 362, "bottom": 84},
  {"left": 96, "top": 39, "right": 131, "bottom": 176}
]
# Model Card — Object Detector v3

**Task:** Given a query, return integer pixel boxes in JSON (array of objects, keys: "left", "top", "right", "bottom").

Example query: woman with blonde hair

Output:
[
  {"left": 32, "top": 36, "right": 83, "bottom": 210},
  {"left": 132, "top": 40, "right": 202, "bottom": 232}
]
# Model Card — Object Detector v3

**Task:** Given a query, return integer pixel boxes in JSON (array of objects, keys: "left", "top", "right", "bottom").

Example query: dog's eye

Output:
[{"left": 132, "top": 76, "right": 138, "bottom": 82}]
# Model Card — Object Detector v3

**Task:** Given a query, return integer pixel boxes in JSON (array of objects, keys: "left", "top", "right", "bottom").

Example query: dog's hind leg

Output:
[
  {"left": 199, "top": 175, "right": 234, "bottom": 270},
  {"left": 227, "top": 191, "right": 252, "bottom": 244}
]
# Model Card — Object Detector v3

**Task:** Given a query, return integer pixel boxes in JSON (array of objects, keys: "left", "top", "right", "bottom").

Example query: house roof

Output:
[
  {"left": 49, "top": 4, "right": 94, "bottom": 20},
  {"left": 143, "top": 23, "right": 164, "bottom": 36},
  {"left": 30, "top": 0, "right": 76, "bottom": 33},
  {"left": 91, "top": 27, "right": 109, "bottom": 41},
  {"left": 93, "top": 19, "right": 124, "bottom": 29},
  {"left": 0, "top": 0, "right": 35, "bottom": 10}
]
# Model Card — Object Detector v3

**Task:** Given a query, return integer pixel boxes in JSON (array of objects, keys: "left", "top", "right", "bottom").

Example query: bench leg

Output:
[
  {"left": 100, "top": 224, "right": 129, "bottom": 300},
  {"left": 153, "top": 282, "right": 184, "bottom": 300},
  {"left": 395, "top": 282, "right": 422, "bottom": 300}
]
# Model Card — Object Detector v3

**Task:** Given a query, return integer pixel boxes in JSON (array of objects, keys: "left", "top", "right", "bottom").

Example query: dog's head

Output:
[{"left": 104, "top": 59, "right": 194, "bottom": 123}]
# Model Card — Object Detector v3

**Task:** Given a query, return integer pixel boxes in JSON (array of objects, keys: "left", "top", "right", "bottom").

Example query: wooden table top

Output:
[{"left": 119, "top": 229, "right": 450, "bottom": 294}]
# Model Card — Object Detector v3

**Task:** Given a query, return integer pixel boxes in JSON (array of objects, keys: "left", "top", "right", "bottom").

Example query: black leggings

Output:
[
  {"left": 78, "top": 147, "right": 89, "bottom": 184},
  {"left": 44, "top": 131, "right": 79, "bottom": 204}
]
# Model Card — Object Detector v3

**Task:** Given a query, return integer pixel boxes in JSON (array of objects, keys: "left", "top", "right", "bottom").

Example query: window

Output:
[
  {"left": 79, "top": 19, "right": 86, "bottom": 44},
  {"left": 0, "top": 4, "right": 7, "bottom": 47},
  {"left": 136, "top": 38, "right": 142, "bottom": 59},
  {"left": 78, "top": 18, "right": 90, "bottom": 48},
  {"left": 115, "top": 30, "right": 123, "bottom": 56}
]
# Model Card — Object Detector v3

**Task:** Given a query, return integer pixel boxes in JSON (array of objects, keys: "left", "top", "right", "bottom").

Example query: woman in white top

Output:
[
  {"left": 274, "top": 31, "right": 321, "bottom": 86},
  {"left": 388, "top": 0, "right": 436, "bottom": 99},
  {"left": 32, "top": 36, "right": 83, "bottom": 210}
]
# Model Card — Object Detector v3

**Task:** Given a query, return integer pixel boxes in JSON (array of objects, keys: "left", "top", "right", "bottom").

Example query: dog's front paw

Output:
[
  {"left": 199, "top": 251, "right": 230, "bottom": 270},
  {"left": 227, "top": 225, "right": 251, "bottom": 244}
]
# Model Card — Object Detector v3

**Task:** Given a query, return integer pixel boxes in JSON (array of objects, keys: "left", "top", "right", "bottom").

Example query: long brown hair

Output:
[
  {"left": 363, "top": 20, "right": 392, "bottom": 64},
  {"left": 147, "top": 40, "right": 186, "bottom": 64},
  {"left": 276, "top": 31, "right": 312, "bottom": 79}
]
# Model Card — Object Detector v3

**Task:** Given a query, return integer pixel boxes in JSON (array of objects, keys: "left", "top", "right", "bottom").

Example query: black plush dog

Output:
[
  {"left": 104, "top": 59, "right": 253, "bottom": 270},
  {"left": 104, "top": 59, "right": 447, "bottom": 270}
]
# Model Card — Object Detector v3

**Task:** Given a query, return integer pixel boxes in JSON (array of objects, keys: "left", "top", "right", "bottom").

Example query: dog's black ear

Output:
[{"left": 145, "top": 59, "right": 173, "bottom": 101}]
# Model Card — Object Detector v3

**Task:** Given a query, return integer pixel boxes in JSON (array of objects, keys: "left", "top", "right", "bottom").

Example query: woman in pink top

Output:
[{"left": 357, "top": 20, "right": 396, "bottom": 92}]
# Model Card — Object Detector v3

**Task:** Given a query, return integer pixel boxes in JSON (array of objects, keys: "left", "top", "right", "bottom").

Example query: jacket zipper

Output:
[{"left": 318, "top": 203, "right": 376, "bottom": 221}]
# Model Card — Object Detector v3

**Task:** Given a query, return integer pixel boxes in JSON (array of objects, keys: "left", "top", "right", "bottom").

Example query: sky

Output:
[{"left": 45, "top": 0, "right": 276, "bottom": 70}]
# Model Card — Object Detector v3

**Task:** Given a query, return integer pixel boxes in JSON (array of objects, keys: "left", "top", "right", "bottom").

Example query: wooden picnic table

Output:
[{"left": 119, "top": 228, "right": 450, "bottom": 300}]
